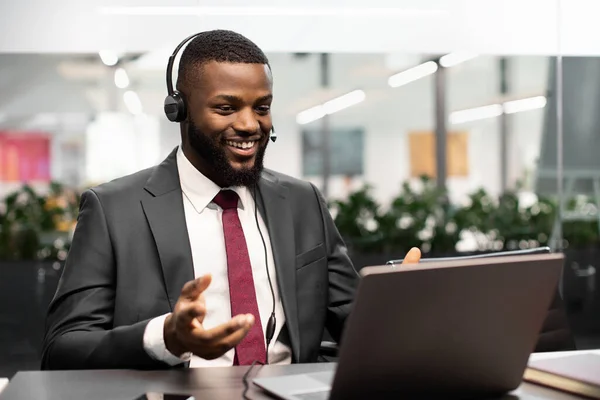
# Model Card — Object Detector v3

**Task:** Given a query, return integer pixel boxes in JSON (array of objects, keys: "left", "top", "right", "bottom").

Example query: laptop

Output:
[
  {"left": 253, "top": 252, "right": 564, "bottom": 399},
  {"left": 385, "top": 246, "right": 552, "bottom": 266}
]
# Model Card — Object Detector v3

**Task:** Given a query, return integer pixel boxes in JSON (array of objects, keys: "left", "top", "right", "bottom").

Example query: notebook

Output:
[{"left": 524, "top": 354, "right": 600, "bottom": 399}]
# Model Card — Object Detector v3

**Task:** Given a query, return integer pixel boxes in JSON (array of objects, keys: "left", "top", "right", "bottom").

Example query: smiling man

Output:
[{"left": 41, "top": 30, "right": 419, "bottom": 370}]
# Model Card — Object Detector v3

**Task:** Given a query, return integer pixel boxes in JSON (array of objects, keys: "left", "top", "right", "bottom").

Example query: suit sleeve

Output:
[
  {"left": 41, "top": 189, "right": 172, "bottom": 370},
  {"left": 310, "top": 184, "right": 359, "bottom": 343}
]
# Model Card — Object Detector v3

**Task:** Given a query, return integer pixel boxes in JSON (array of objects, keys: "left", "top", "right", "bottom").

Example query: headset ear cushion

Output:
[{"left": 164, "top": 91, "right": 187, "bottom": 122}]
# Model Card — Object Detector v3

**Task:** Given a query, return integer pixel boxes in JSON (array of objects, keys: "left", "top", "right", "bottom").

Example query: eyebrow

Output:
[{"left": 212, "top": 94, "right": 273, "bottom": 103}]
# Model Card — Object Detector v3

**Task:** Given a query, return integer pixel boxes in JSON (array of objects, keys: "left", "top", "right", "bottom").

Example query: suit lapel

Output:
[
  {"left": 257, "top": 173, "right": 301, "bottom": 361},
  {"left": 141, "top": 149, "right": 194, "bottom": 310}
]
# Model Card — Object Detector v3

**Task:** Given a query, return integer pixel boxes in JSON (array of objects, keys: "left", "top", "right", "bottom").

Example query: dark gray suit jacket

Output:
[{"left": 41, "top": 149, "right": 359, "bottom": 370}]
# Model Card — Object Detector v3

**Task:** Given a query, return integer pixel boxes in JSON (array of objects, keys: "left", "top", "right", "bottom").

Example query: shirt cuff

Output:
[{"left": 143, "top": 313, "right": 192, "bottom": 366}]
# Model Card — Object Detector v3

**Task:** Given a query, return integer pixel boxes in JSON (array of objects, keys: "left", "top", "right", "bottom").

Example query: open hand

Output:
[{"left": 163, "top": 274, "right": 255, "bottom": 360}]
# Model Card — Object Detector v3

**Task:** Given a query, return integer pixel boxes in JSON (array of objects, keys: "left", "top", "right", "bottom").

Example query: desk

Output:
[{"left": 1, "top": 351, "right": 598, "bottom": 400}]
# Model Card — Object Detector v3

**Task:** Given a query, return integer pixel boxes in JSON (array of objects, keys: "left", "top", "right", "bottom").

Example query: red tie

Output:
[{"left": 212, "top": 190, "right": 266, "bottom": 365}]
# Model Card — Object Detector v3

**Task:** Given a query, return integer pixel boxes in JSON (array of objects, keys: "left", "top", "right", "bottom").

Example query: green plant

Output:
[
  {"left": 330, "top": 185, "right": 382, "bottom": 253},
  {"left": 562, "top": 196, "right": 599, "bottom": 248},
  {"left": 495, "top": 191, "right": 549, "bottom": 250},
  {"left": 521, "top": 194, "right": 557, "bottom": 247},
  {"left": 331, "top": 177, "right": 598, "bottom": 257},
  {"left": 377, "top": 176, "right": 460, "bottom": 255},
  {"left": 0, "top": 182, "right": 80, "bottom": 261},
  {"left": 332, "top": 176, "right": 467, "bottom": 255},
  {"left": 428, "top": 197, "right": 464, "bottom": 254}
]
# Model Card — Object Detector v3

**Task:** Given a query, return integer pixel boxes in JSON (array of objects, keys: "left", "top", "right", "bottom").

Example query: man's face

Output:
[{"left": 184, "top": 61, "right": 273, "bottom": 187}]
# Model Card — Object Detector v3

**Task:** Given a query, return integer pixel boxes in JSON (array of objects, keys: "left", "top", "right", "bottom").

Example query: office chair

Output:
[
  {"left": 319, "top": 247, "right": 576, "bottom": 358},
  {"left": 319, "top": 331, "right": 340, "bottom": 360}
]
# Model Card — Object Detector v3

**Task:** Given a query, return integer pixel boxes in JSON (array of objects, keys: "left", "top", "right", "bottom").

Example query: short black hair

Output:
[{"left": 176, "top": 29, "right": 270, "bottom": 91}]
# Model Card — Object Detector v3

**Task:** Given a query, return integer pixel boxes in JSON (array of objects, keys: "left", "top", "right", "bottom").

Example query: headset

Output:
[
  {"left": 166, "top": 33, "right": 278, "bottom": 363},
  {"left": 163, "top": 32, "right": 277, "bottom": 143}
]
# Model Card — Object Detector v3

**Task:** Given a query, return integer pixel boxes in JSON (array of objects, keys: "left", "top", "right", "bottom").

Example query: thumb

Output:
[
  {"left": 402, "top": 247, "right": 421, "bottom": 264},
  {"left": 181, "top": 274, "right": 212, "bottom": 300}
]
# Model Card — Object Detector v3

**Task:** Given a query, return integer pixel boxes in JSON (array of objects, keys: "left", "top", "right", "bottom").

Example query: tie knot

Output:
[{"left": 213, "top": 190, "right": 239, "bottom": 210}]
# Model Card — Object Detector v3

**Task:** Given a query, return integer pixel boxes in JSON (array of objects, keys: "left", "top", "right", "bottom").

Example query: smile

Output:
[
  {"left": 225, "top": 139, "right": 260, "bottom": 159},
  {"left": 226, "top": 140, "right": 257, "bottom": 149}
]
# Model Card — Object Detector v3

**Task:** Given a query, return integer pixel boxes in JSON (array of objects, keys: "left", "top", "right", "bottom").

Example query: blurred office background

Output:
[{"left": 1, "top": 0, "right": 600, "bottom": 377}]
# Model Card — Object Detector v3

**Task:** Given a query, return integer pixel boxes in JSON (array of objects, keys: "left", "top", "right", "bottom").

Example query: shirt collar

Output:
[{"left": 176, "top": 146, "right": 250, "bottom": 213}]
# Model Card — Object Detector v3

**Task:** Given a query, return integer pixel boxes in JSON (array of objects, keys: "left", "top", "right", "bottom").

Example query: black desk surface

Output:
[{"left": 0, "top": 363, "right": 580, "bottom": 400}]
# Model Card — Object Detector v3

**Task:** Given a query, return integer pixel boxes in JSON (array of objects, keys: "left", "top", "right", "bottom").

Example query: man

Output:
[{"left": 42, "top": 30, "right": 420, "bottom": 370}]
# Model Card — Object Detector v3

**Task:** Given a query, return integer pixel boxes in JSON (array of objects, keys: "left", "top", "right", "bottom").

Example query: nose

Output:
[{"left": 233, "top": 107, "right": 260, "bottom": 134}]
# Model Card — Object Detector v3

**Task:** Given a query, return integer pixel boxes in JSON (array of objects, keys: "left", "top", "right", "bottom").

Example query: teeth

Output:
[{"left": 227, "top": 141, "right": 255, "bottom": 149}]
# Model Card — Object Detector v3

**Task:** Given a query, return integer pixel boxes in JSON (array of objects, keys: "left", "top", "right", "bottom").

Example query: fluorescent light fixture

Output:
[
  {"left": 388, "top": 61, "right": 438, "bottom": 88},
  {"left": 439, "top": 53, "right": 478, "bottom": 68},
  {"left": 450, "top": 104, "right": 503, "bottom": 124},
  {"left": 323, "top": 90, "right": 366, "bottom": 114},
  {"left": 123, "top": 91, "right": 143, "bottom": 115},
  {"left": 503, "top": 96, "right": 547, "bottom": 114},
  {"left": 450, "top": 96, "right": 547, "bottom": 124},
  {"left": 296, "top": 90, "right": 366, "bottom": 125},
  {"left": 114, "top": 68, "right": 129, "bottom": 89},
  {"left": 99, "top": 6, "right": 443, "bottom": 17},
  {"left": 297, "top": 106, "right": 326, "bottom": 125},
  {"left": 99, "top": 50, "right": 118, "bottom": 66}
]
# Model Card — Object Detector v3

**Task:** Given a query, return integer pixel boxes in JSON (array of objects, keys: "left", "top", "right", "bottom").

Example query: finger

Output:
[
  {"left": 402, "top": 247, "right": 421, "bottom": 264},
  {"left": 212, "top": 325, "right": 256, "bottom": 356},
  {"left": 190, "top": 316, "right": 255, "bottom": 358},
  {"left": 194, "top": 314, "right": 254, "bottom": 343},
  {"left": 180, "top": 274, "right": 212, "bottom": 301},
  {"left": 191, "top": 300, "right": 208, "bottom": 327},
  {"left": 191, "top": 292, "right": 208, "bottom": 326},
  {"left": 176, "top": 301, "right": 207, "bottom": 329}
]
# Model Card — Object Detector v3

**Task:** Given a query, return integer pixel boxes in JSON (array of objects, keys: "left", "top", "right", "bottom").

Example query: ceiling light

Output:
[
  {"left": 439, "top": 53, "right": 478, "bottom": 68},
  {"left": 450, "top": 104, "right": 503, "bottom": 124},
  {"left": 450, "top": 96, "right": 547, "bottom": 124},
  {"left": 123, "top": 91, "right": 143, "bottom": 115},
  {"left": 99, "top": 6, "right": 443, "bottom": 17},
  {"left": 99, "top": 50, "right": 118, "bottom": 66},
  {"left": 503, "top": 96, "right": 547, "bottom": 114},
  {"left": 297, "top": 106, "right": 326, "bottom": 125},
  {"left": 114, "top": 68, "right": 130, "bottom": 89},
  {"left": 388, "top": 61, "right": 438, "bottom": 88},
  {"left": 296, "top": 90, "right": 366, "bottom": 125},
  {"left": 323, "top": 90, "right": 366, "bottom": 114}
]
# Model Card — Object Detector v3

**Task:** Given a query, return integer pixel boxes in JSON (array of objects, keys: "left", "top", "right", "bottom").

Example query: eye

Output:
[
  {"left": 256, "top": 105, "right": 271, "bottom": 114},
  {"left": 217, "top": 105, "right": 234, "bottom": 112}
]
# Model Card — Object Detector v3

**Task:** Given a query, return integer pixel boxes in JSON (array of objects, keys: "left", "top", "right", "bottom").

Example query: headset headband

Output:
[{"left": 165, "top": 32, "right": 202, "bottom": 95}]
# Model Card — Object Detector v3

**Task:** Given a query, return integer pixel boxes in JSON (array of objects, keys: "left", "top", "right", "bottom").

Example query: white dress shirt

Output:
[{"left": 143, "top": 146, "right": 292, "bottom": 367}]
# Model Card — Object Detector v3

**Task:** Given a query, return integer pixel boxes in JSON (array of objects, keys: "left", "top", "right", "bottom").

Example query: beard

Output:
[{"left": 187, "top": 119, "right": 268, "bottom": 187}]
